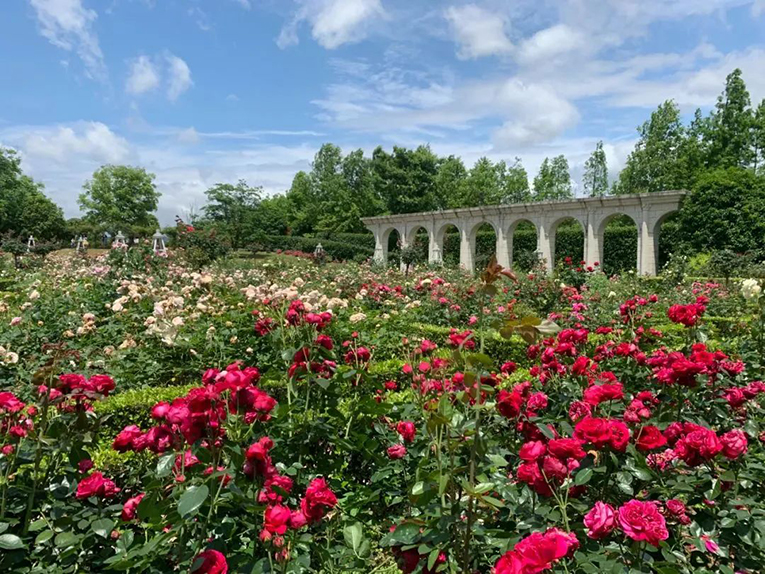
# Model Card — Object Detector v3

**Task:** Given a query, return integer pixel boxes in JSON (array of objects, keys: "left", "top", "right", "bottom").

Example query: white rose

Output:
[{"left": 741, "top": 278, "right": 762, "bottom": 302}]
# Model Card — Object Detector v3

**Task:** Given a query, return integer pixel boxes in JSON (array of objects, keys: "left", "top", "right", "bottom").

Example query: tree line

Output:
[{"left": 1, "top": 68, "right": 764, "bottom": 256}]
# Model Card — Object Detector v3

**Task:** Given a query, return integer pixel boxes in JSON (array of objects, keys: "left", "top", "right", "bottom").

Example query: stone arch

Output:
[
  {"left": 381, "top": 226, "right": 403, "bottom": 266},
  {"left": 507, "top": 218, "right": 538, "bottom": 271},
  {"left": 597, "top": 213, "right": 638, "bottom": 275},
  {"left": 405, "top": 224, "right": 430, "bottom": 266},
  {"left": 654, "top": 210, "right": 681, "bottom": 271},
  {"left": 434, "top": 221, "right": 462, "bottom": 266},
  {"left": 549, "top": 215, "right": 585, "bottom": 268},
  {"left": 468, "top": 220, "right": 499, "bottom": 272}
]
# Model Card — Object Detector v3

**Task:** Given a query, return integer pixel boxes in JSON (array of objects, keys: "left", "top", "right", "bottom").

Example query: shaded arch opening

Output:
[
  {"left": 384, "top": 228, "right": 402, "bottom": 268},
  {"left": 471, "top": 221, "right": 497, "bottom": 271},
  {"left": 655, "top": 211, "right": 681, "bottom": 271},
  {"left": 437, "top": 223, "right": 461, "bottom": 267},
  {"left": 510, "top": 219, "right": 538, "bottom": 272},
  {"left": 599, "top": 214, "right": 637, "bottom": 276},
  {"left": 406, "top": 226, "right": 430, "bottom": 267},
  {"left": 551, "top": 217, "right": 585, "bottom": 269}
]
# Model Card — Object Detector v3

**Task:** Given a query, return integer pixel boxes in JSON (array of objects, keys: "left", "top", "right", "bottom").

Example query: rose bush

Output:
[{"left": 0, "top": 249, "right": 761, "bottom": 573}]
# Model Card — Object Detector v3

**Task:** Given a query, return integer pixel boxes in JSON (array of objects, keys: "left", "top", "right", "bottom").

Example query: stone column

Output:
[
  {"left": 585, "top": 216, "right": 600, "bottom": 268},
  {"left": 495, "top": 225, "right": 510, "bottom": 269},
  {"left": 428, "top": 226, "right": 442, "bottom": 264},
  {"left": 399, "top": 228, "right": 409, "bottom": 273},
  {"left": 459, "top": 226, "right": 474, "bottom": 272},
  {"left": 373, "top": 229, "right": 385, "bottom": 264},
  {"left": 639, "top": 218, "right": 657, "bottom": 276},
  {"left": 537, "top": 219, "right": 554, "bottom": 273}
]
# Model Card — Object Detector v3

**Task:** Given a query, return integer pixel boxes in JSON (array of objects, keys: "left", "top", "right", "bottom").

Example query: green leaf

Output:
[
  {"left": 54, "top": 531, "right": 79, "bottom": 548},
  {"left": 91, "top": 518, "right": 114, "bottom": 539},
  {"left": 156, "top": 454, "right": 175, "bottom": 478},
  {"left": 535, "top": 423, "right": 555, "bottom": 440},
  {"left": 343, "top": 523, "right": 364, "bottom": 554},
  {"left": 178, "top": 484, "right": 209, "bottom": 517},
  {"left": 34, "top": 530, "right": 54, "bottom": 545},
  {"left": 575, "top": 468, "right": 593, "bottom": 485},
  {"left": 411, "top": 482, "right": 425, "bottom": 496},
  {"left": 0, "top": 534, "right": 24, "bottom": 550},
  {"left": 391, "top": 523, "right": 419, "bottom": 545}
]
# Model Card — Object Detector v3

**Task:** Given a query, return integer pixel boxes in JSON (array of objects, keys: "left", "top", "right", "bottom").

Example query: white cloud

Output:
[
  {"left": 20, "top": 122, "right": 130, "bottom": 164},
  {"left": 225, "top": 93, "right": 240, "bottom": 102},
  {"left": 126, "top": 56, "right": 160, "bottom": 96},
  {"left": 188, "top": 7, "right": 211, "bottom": 31},
  {"left": 232, "top": 0, "right": 251, "bottom": 9},
  {"left": 28, "top": 0, "right": 106, "bottom": 81},
  {"left": 517, "top": 24, "right": 586, "bottom": 66},
  {"left": 177, "top": 127, "right": 200, "bottom": 144},
  {"left": 124, "top": 53, "right": 193, "bottom": 101},
  {"left": 277, "top": 0, "right": 385, "bottom": 50},
  {"left": 166, "top": 54, "right": 193, "bottom": 101},
  {"left": 444, "top": 4, "right": 513, "bottom": 60}
]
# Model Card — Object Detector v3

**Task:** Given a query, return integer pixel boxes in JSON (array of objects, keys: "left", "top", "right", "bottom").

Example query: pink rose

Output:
[
  {"left": 617, "top": 500, "right": 668, "bottom": 547},
  {"left": 583, "top": 501, "right": 616, "bottom": 539}
]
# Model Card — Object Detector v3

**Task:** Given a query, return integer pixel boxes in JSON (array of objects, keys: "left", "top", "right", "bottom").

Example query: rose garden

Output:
[{"left": 2, "top": 62, "right": 765, "bottom": 574}]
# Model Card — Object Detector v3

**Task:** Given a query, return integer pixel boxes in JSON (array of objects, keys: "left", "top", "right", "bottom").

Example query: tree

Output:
[
  {"left": 583, "top": 141, "right": 608, "bottom": 196},
  {"left": 252, "top": 195, "right": 291, "bottom": 236},
  {"left": 533, "top": 155, "right": 572, "bottom": 200},
  {"left": 0, "top": 148, "right": 66, "bottom": 240},
  {"left": 501, "top": 158, "right": 531, "bottom": 203},
  {"left": 462, "top": 157, "right": 504, "bottom": 207},
  {"left": 436, "top": 156, "right": 468, "bottom": 209},
  {"left": 706, "top": 68, "right": 753, "bottom": 169},
  {"left": 677, "top": 167, "right": 765, "bottom": 253},
  {"left": 614, "top": 100, "right": 687, "bottom": 194},
  {"left": 203, "top": 180, "right": 262, "bottom": 249},
  {"left": 79, "top": 165, "right": 160, "bottom": 230},
  {"left": 286, "top": 171, "right": 317, "bottom": 235},
  {"left": 753, "top": 99, "right": 765, "bottom": 174},
  {"left": 371, "top": 145, "right": 439, "bottom": 214}
]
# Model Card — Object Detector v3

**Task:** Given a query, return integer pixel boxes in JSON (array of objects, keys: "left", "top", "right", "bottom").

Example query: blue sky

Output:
[{"left": 1, "top": 0, "right": 765, "bottom": 224}]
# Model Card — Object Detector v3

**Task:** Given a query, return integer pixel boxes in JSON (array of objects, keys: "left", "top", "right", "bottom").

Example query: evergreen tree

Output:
[
  {"left": 615, "top": 100, "right": 687, "bottom": 194},
  {"left": 753, "top": 99, "right": 765, "bottom": 174},
  {"left": 435, "top": 156, "right": 468, "bottom": 209},
  {"left": 501, "top": 158, "right": 531, "bottom": 203},
  {"left": 533, "top": 155, "right": 572, "bottom": 200},
  {"left": 371, "top": 145, "right": 439, "bottom": 214},
  {"left": 583, "top": 141, "right": 608, "bottom": 197},
  {"left": 463, "top": 157, "right": 504, "bottom": 207},
  {"left": 706, "top": 68, "right": 753, "bottom": 169}
]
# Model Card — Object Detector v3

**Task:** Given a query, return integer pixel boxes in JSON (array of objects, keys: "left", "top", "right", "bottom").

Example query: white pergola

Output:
[{"left": 361, "top": 190, "right": 686, "bottom": 276}]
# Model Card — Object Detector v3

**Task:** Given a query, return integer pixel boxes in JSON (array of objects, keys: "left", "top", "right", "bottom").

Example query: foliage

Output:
[
  {"left": 201, "top": 180, "right": 262, "bottom": 249},
  {"left": 175, "top": 224, "right": 230, "bottom": 269},
  {"left": 533, "top": 155, "right": 572, "bottom": 200},
  {"left": 0, "top": 148, "right": 66, "bottom": 241},
  {"left": 78, "top": 165, "right": 161, "bottom": 230},
  {"left": 677, "top": 167, "right": 765, "bottom": 253},
  {"left": 583, "top": 141, "right": 608, "bottom": 197}
]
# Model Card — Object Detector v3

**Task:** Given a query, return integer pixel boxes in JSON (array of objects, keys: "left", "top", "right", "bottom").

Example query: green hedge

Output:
[{"left": 258, "top": 236, "right": 374, "bottom": 261}]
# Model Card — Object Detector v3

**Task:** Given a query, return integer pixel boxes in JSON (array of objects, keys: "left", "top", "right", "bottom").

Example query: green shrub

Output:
[{"left": 258, "top": 235, "right": 374, "bottom": 261}]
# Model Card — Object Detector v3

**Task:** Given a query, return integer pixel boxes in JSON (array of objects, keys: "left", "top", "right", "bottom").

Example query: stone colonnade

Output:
[{"left": 361, "top": 190, "right": 686, "bottom": 276}]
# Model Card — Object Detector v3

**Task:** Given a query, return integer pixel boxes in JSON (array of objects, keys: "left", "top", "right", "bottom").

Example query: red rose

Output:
[
  {"left": 121, "top": 493, "right": 145, "bottom": 521},
  {"left": 519, "top": 441, "right": 547, "bottom": 462},
  {"left": 497, "top": 389, "right": 524, "bottom": 419},
  {"left": 635, "top": 425, "right": 667, "bottom": 452},
  {"left": 674, "top": 427, "right": 722, "bottom": 467},
  {"left": 547, "top": 438, "right": 585, "bottom": 460},
  {"left": 387, "top": 444, "right": 407, "bottom": 459},
  {"left": 617, "top": 500, "right": 668, "bottom": 547},
  {"left": 76, "top": 472, "right": 120, "bottom": 500},
  {"left": 300, "top": 477, "right": 337, "bottom": 523},
  {"left": 112, "top": 425, "right": 144, "bottom": 453},
  {"left": 396, "top": 421, "right": 416, "bottom": 443},
  {"left": 192, "top": 549, "right": 228, "bottom": 574},
  {"left": 574, "top": 417, "right": 612, "bottom": 448},
  {"left": 494, "top": 528, "right": 578, "bottom": 574},
  {"left": 720, "top": 429, "right": 747, "bottom": 459},
  {"left": 263, "top": 504, "right": 291, "bottom": 536}
]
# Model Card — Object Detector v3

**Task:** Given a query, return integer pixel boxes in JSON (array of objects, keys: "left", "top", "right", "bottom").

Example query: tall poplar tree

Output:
[{"left": 583, "top": 141, "right": 608, "bottom": 196}]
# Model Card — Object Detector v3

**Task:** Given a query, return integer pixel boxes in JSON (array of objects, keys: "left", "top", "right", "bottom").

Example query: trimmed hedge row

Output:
[{"left": 258, "top": 235, "right": 374, "bottom": 261}]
